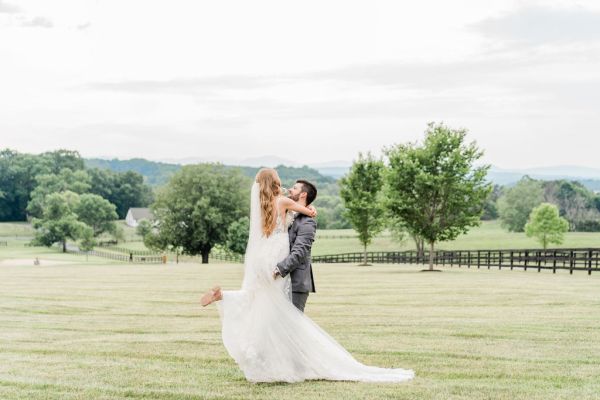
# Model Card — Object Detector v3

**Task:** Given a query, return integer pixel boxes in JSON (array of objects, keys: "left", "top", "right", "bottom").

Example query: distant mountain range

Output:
[
  {"left": 488, "top": 166, "right": 600, "bottom": 189},
  {"left": 84, "top": 157, "right": 338, "bottom": 189},
  {"left": 86, "top": 156, "right": 600, "bottom": 191},
  {"left": 155, "top": 155, "right": 353, "bottom": 179},
  {"left": 314, "top": 164, "right": 600, "bottom": 186}
]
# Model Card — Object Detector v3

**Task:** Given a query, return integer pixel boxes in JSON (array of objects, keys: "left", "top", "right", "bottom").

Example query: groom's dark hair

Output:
[{"left": 296, "top": 180, "right": 317, "bottom": 206}]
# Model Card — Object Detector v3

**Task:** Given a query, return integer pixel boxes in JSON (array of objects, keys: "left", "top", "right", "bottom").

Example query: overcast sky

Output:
[{"left": 1, "top": 0, "right": 599, "bottom": 168}]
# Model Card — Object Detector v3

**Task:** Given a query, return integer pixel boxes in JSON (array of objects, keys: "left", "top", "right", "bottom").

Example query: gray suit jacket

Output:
[{"left": 276, "top": 214, "right": 316, "bottom": 293}]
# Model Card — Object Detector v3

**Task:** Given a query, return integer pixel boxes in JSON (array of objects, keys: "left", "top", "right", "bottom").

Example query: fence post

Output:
[
  {"left": 553, "top": 251, "right": 557, "bottom": 274},
  {"left": 487, "top": 251, "right": 491, "bottom": 269},
  {"left": 588, "top": 249, "right": 593, "bottom": 275},
  {"left": 499, "top": 251, "right": 502, "bottom": 270},
  {"left": 477, "top": 250, "right": 480, "bottom": 269},
  {"left": 524, "top": 251, "right": 528, "bottom": 271},
  {"left": 570, "top": 250, "right": 574, "bottom": 275}
]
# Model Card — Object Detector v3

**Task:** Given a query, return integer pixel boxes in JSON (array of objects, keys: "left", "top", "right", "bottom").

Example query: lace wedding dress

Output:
[{"left": 215, "top": 182, "right": 414, "bottom": 383}]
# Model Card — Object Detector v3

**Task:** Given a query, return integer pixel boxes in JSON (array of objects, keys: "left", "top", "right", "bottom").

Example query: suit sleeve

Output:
[{"left": 276, "top": 218, "right": 316, "bottom": 278}]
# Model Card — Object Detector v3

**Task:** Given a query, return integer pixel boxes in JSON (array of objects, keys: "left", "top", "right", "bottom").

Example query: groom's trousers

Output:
[{"left": 292, "top": 291, "right": 309, "bottom": 312}]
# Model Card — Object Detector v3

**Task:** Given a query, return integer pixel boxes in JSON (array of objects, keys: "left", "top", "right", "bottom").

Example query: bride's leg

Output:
[{"left": 200, "top": 286, "right": 223, "bottom": 306}]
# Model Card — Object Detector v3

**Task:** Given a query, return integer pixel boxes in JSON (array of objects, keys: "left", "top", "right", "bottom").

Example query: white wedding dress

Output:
[{"left": 215, "top": 182, "right": 414, "bottom": 383}]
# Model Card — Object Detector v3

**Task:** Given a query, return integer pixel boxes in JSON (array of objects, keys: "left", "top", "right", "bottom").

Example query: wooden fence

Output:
[
  {"left": 66, "top": 247, "right": 165, "bottom": 263},
  {"left": 312, "top": 248, "right": 600, "bottom": 275},
  {"left": 64, "top": 242, "right": 243, "bottom": 264},
  {"left": 210, "top": 251, "right": 245, "bottom": 263},
  {"left": 102, "top": 245, "right": 158, "bottom": 256}
]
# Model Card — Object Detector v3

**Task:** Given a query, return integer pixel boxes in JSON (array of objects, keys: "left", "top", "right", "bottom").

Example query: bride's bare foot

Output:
[{"left": 200, "top": 286, "right": 222, "bottom": 307}]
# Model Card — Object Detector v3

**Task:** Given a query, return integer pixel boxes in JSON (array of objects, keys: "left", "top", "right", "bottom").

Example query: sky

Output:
[{"left": 1, "top": 0, "right": 600, "bottom": 168}]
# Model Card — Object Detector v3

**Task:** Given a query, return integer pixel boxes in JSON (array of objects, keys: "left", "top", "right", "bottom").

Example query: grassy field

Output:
[
  {"left": 4, "top": 220, "right": 600, "bottom": 257},
  {"left": 311, "top": 220, "right": 600, "bottom": 255},
  {"left": 1, "top": 257, "right": 599, "bottom": 399}
]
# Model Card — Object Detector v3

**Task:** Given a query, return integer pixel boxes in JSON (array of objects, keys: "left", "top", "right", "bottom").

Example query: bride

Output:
[{"left": 201, "top": 168, "right": 414, "bottom": 383}]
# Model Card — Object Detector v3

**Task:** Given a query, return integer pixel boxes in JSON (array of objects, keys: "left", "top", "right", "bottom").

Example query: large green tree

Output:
[
  {"left": 0, "top": 150, "right": 50, "bottom": 221},
  {"left": 385, "top": 122, "right": 491, "bottom": 270},
  {"left": 74, "top": 194, "right": 119, "bottom": 237},
  {"left": 146, "top": 164, "right": 248, "bottom": 263},
  {"left": 498, "top": 176, "right": 544, "bottom": 232},
  {"left": 26, "top": 169, "right": 91, "bottom": 218},
  {"left": 340, "top": 153, "right": 386, "bottom": 265},
  {"left": 225, "top": 216, "right": 250, "bottom": 255},
  {"left": 525, "top": 203, "right": 569, "bottom": 249},
  {"left": 40, "top": 149, "right": 85, "bottom": 174},
  {"left": 31, "top": 191, "right": 92, "bottom": 253}
]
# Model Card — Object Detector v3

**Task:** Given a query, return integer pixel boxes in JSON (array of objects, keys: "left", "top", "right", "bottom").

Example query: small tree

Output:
[
  {"left": 31, "top": 191, "right": 90, "bottom": 252},
  {"left": 112, "top": 224, "right": 125, "bottom": 243},
  {"left": 136, "top": 219, "right": 153, "bottom": 238},
  {"left": 147, "top": 164, "right": 248, "bottom": 263},
  {"left": 385, "top": 122, "right": 492, "bottom": 270},
  {"left": 340, "top": 153, "right": 386, "bottom": 265},
  {"left": 525, "top": 203, "right": 569, "bottom": 249},
  {"left": 79, "top": 226, "right": 96, "bottom": 261}
]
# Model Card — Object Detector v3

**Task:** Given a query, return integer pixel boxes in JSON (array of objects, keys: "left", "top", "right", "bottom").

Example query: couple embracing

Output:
[{"left": 201, "top": 168, "right": 414, "bottom": 384}]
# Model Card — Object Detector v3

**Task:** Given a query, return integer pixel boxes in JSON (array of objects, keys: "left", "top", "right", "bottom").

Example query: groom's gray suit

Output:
[{"left": 276, "top": 213, "right": 317, "bottom": 312}]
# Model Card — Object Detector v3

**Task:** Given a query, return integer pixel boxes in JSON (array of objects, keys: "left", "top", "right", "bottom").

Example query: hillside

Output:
[
  {"left": 85, "top": 158, "right": 337, "bottom": 190},
  {"left": 85, "top": 158, "right": 181, "bottom": 186}
]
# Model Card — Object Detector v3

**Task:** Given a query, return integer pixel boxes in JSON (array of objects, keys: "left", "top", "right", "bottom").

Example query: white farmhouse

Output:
[{"left": 125, "top": 208, "right": 154, "bottom": 227}]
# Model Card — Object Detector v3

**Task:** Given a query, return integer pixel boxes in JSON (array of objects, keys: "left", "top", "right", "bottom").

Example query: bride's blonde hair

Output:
[{"left": 256, "top": 168, "right": 282, "bottom": 237}]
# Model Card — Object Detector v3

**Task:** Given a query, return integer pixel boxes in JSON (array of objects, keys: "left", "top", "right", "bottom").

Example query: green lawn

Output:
[
  {"left": 1, "top": 259, "right": 599, "bottom": 399},
  {"left": 312, "top": 220, "right": 600, "bottom": 255},
  {"left": 0, "top": 222, "right": 35, "bottom": 237},
  {"left": 5, "top": 220, "right": 600, "bottom": 258},
  {"left": 62, "top": 220, "right": 600, "bottom": 257}
]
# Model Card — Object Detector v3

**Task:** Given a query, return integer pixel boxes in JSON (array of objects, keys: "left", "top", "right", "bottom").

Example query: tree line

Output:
[
  {"left": 495, "top": 177, "right": 600, "bottom": 232},
  {"left": 0, "top": 149, "right": 153, "bottom": 251},
  {"left": 87, "top": 158, "right": 351, "bottom": 230}
]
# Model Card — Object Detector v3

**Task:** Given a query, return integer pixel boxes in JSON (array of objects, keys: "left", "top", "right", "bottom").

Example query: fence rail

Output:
[
  {"left": 101, "top": 245, "right": 158, "bottom": 256},
  {"left": 210, "top": 251, "right": 245, "bottom": 263},
  {"left": 312, "top": 248, "right": 600, "bottom": 275},
  {"left": 66, "top": 246, "right": 165, "bottom": 263},
  {"left": 64, "top": 242, "right": 243, "bottom": 264}
]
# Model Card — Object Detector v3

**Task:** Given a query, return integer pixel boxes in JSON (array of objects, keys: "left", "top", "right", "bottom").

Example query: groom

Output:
[{"left": 273, "top": 180, "right": 318, "bottom": 312}]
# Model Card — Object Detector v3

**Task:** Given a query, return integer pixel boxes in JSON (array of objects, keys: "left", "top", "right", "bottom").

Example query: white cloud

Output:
[
  {"left": 19, "top": 15, "right": 53, "bottom": 28},
  {"left": 472, "top": 5, "right": 600, "bottom": 45},
  {"left": 0, "top": 0, "right": 19, "bottom": 13}
]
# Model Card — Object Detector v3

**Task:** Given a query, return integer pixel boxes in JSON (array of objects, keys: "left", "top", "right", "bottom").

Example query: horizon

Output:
[{"left": 7, "top": 147, "right": 600, "bottom": 175}]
